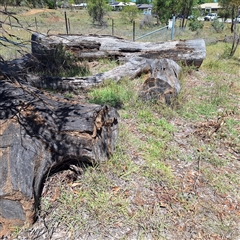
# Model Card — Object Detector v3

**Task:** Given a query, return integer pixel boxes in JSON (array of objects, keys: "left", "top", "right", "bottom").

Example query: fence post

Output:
[
  {"left": 68, "top": 18, "right": 70, "bottom": 33},
  {"left": 112, "top": 19, "right": 114, "bottom": 36},
  {"left": 9, "top": 16, "right": 12, "bottom": 29},
  {"left": 64, "top": 11, "right": 69, "bottom": 35},
  {"left": 35, "top": 17, "right": 38, "bottom": 31},
  {"left": 133, "top": 21, "right": 135, "bottom": 42},
  {"left": 171, "top": 16, "right": 175, "bottom": 40}
]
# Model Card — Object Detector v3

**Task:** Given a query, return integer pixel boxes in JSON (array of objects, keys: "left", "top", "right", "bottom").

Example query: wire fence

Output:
[{"left": 0, "top": 8, "right": 221, "bottom": 60}]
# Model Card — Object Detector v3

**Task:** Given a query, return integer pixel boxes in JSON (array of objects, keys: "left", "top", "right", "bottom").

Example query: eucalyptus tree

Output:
[
  {"left": 121, "top": 5, "right": 139, "bottom": 23},
  {"left": 87, "top": 0, "right": 111, "bottom": 26},
  {"left": 218, "top": 0, "right": 240, "bottom": 32},
  {"left": 152, "top": 0, "right": 181, "bottom": 24},
  {"left": 178, "top": 0, "right": 198, "bottom": 27},
  {"left": 152, "top": 0, "right": 198, "bottom": 26},
  {"left": 218, "top": 0, "right": 240, "bottom": 56}
]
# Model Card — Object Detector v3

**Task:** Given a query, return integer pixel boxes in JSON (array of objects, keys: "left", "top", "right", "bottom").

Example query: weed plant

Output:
[
  {"left": 88, "top": 79, "right": 135, "bottom": 108},
  {"left": 2, "top": 7, "right": 240, "bottom": 239},
  {"left": 211, "top": 19, "right": 225, "bottom": 33},
  {"left": 32, "top": 43, "right": 90, "bottom": 77}
]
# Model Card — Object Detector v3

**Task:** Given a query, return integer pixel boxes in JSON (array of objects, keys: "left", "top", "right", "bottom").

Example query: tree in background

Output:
[
  {"left": 121, "top": 5, "right": 139, "bottom": 23},
  {"left": 136, "top": 0, "right": 151, "bottom": 4},
  {"left": 44, "top": 0, "right": 58, "bottom": 9},
  {"left": 0, "top": 0, "right": 15, "bottom": 11},
  {"left": 152, "top": 0, "right": 180, "bottom": 24},
  {"left": 152, "top": 0, "right": 199, "bottom": 26},
  {"left": 178, "top": 0, "right": 198, "bottom": 27},
  {"left": 87, "top": 0, "right": 110, "bottom": 26},
  {"left": 218, "top": 0, "right": 240, "bottom": 32},
  {"left": 219, "top": 0, "right": 240, "bottom": 56},
  {"left": 197, "top": 0, "right": 217, "bottom": 3}
]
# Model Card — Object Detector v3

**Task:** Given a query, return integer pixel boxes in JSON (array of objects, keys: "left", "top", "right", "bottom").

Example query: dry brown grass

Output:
[{"left": 1, "top": 7, "right": 240, "bottom": 240}]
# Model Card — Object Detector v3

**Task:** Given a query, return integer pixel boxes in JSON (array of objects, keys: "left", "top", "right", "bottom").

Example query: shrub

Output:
[
  {"left": 88, "top": 79, "right": 134, "bottom": 108},
  {"left": 139, "top": 15, "right": 154, "bottom": 29},
  {"left": 188, "top": 19, "right": 204, "bottom": 32},
  {"left": 121, "top": 5, "right": 139, "bottom": 23},
  {"left": 45, "top": 0, "right": 56, "bottom": 9},
  {"left": 34, "top": 43, "right": 90, "bottom": 77},
  {"left": 211, "top": 20, "right": 225, "bottom": 33},
  {"left": 87, "top": 0, "right": 111, "bottom": 26}
]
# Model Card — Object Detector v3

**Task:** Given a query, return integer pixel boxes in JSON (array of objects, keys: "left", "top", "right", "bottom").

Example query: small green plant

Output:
[
  {"left": 211, "top": 20, "right": 225, "bottom": 33},
  {"left": 36, "top": 43, "right": 90, "bottom": 77},
  {"left": 88, "top": 79, "right": 135, "bottom": 108},
  {"left": 64, "top": 92, "right": 74, "bottom": 99},
  {"left": 188, "top": 19, "right": 204, "bottom": 32},
  {"left": 220, "top": 44, "right": 232, "bottom": 59},
  {"left": 11, "top": 226, "right": 23, "bottom": 237}
]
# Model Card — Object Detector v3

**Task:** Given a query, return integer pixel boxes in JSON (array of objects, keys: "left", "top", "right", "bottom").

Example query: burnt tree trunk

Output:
[
  {"left": 139, "top": 58, "right": 181, "bottom": 104},
  {"left": 23, "top": 57, "right": 175, "bottom": 91},
  {"left": 0, "top": 79, "right": 119, "bottom": 236},
  {"left": 31, "top": 33, "right": 206, "bottom": 67},
  {"left": 1, "top": 57, "right": 181, "bottom": 94}
]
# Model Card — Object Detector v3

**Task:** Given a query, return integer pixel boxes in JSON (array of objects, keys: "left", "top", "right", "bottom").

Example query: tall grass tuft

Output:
[{"left": 88, "top": 79, "right": 135, "bottom": 108}]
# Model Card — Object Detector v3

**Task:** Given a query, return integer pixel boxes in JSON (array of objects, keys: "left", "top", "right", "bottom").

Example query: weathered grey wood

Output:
[
  {"left": 139, "top": 58, "right": 181, "bottom": 104},
  {"left": 31, "top": 33, "right": 206, "bottom": 67},
  {"left": 0, "top": 79, "right": 119, "bottom": 236},
  {"left": 23, "top": 57, "right": 181, "bottom": 94},
  {"left": 23, "top": 57, "right": 150, "bottom": 90}
]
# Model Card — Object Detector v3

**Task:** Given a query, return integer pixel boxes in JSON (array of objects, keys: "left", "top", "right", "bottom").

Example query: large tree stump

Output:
[
  {"left": 31, "top": 33, "right": 206, "bottom": 67},
  {"left": 0, "top": 79, "right": 119, "bottom": 236},
  {"left": 139, "top": 58, "right": 181, "bottom": 104}
]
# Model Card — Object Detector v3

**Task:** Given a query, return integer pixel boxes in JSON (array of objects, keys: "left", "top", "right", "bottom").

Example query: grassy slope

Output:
[{"left": 2, "top": 7, "right": 240, "bottom": 240}]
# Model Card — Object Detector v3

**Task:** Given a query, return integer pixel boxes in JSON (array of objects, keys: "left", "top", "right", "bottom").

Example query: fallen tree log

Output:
[
  {"left": 22, "top": 57, "right": 181, "bottom": 94},
  {"left": 0, "top": 57, "right": 182, "bottom": 103},
  {"left": 0, "top": 79, "right": 119, "bottom": 236},
  {"left": 31, "top": 33, "right": 206, "bottom": 67}
]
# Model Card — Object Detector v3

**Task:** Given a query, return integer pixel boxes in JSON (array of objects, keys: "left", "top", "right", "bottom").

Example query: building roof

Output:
[
  {"left": 137, "top": 4, "right": 152, "bottom": 9},
  {"left": 199, "top": 3, "right": 222, "bottom": 9}
]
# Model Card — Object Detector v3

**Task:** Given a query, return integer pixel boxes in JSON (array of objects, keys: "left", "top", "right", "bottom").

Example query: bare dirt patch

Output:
[
  {"left": 48, "top": 16, "right": 64, "bottom": 23},
  {"left": 20, "top": 8, "right": 56, "bottom": 16}
]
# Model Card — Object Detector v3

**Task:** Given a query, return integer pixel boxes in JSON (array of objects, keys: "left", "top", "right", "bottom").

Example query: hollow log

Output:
[
  {"left": 0, "top": 79, "right": 119, "bottom": 236},
  {"left": 31, "top": 33, "right": 206, "bottom": 67}
]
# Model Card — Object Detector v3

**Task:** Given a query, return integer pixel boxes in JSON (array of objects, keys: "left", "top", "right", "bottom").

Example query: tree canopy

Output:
[
  {"left": 218, "top": 0, "right": 240, "bottom": 32},
  {"left": 152, "top": 0, "right": 199, "bottom": 24},
  {"left": 86, "top": 0, "right": 110, "bottom": 26}
]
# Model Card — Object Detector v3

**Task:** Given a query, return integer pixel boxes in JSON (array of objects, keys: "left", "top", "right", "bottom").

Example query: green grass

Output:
[
  {"left": 88, "top": 79, "right": 135, "bottom": 108},
  {"left": 37, "top": 41, "right": 240, "bottom": 237},
  {"left": 2, "top": 7, "right": 240, "bottom": 240}
]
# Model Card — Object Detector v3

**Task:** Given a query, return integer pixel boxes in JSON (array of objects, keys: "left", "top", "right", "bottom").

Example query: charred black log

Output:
[{"left": 0, "top": 79, "right": 119, "bottom": 236}]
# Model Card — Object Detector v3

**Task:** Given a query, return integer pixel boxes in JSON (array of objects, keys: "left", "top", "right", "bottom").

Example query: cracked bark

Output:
[{"left": 0, "top": 79, "right": 119, "bottom": 236}]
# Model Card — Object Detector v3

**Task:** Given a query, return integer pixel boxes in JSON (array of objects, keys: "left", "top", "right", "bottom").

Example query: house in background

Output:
[
  {"left": 199, "top": 3, "right": 223, "bottom": 14},
  {"left": 109, "top": 2, "right": 136, "bottom": 11},
  {"left": 137, "top": 4, "right": 152, "bottom": 14}
]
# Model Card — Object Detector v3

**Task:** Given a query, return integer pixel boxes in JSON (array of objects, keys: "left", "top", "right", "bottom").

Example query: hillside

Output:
[{"left": 0, "top": 7, "right": 240, "bottom": 240}]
